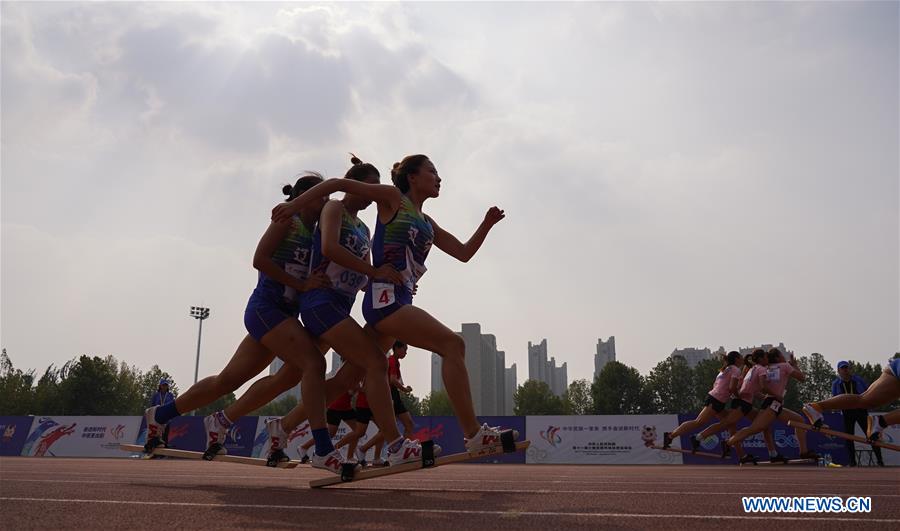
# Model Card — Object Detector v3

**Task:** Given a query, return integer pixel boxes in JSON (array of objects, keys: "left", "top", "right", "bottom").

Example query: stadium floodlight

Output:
[{"left": 189, "top": 306, "right": 211, "bottom": 385}]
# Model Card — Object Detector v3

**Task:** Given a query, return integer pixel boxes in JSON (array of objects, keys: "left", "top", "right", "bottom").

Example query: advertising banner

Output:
[
  {"left": 0, "top": 416, "right": 34, "bottom": 456},
  {"left": 676, "top": 412, "right": 849, "bottom": 465},
  {"left": 526, "top": 415, "right": 682, "bottom": 464},
  {"left": 20, "top": 416, "right": 141, "bottom": 458}
]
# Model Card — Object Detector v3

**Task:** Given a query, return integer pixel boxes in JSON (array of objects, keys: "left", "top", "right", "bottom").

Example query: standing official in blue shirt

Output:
[
  {"left": 832, "top": 361, "right": 884, "bottom": 466},
  {"left": 151, "top": 379, "right": 175, "bottom": 407}
]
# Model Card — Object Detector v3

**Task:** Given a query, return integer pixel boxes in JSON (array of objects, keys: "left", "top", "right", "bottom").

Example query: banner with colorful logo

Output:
[
  {"left": 675, "top": 412, "right": 849, "bottom": 465},
  {"left": 526, "top": 415, "right": 682, "bottom": 464},
  {"left": 20, "top": 416, "right": 141, "bottom": 457},
  {"left": 0, "top": 416, "right": 33, "bottom": 456}
]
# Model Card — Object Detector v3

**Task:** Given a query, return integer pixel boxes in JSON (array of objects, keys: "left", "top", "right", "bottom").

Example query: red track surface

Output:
[{"left": 1, "top": 457, "right": 897, "bottom": 529}]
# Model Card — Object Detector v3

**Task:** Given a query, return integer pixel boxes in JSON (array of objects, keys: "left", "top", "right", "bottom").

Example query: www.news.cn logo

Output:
[{"left": 540, "top": 426, "right": 562, "bottom": 447}]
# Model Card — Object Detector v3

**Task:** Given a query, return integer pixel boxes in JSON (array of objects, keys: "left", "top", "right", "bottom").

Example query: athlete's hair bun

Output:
[
  {"left": 282, "top": 184, "right": 293, "bottom": 198},
  {"left": 350, "top": 153, "right": 363, "bottom": 165}
]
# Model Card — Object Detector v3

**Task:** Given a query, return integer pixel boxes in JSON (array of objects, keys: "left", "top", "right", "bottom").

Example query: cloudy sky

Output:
[{"left": 2, "top": 2, "right": 897, "bottom": 401}]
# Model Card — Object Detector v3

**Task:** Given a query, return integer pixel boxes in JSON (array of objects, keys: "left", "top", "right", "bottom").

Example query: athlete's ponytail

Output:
[
  {"left": 345, "top": 153, "right": 379, "bottom": 182},
  {"left": 721, "top": 351, "right": 740, "bottom": 370},
  {"left": 284, "top": 171, "right": 324, "bottom": 201},
  {"left": 391, "top": 154, "right": 429, "bottom": 193},
  {"left": 767, "top": 348, "right": 783, "bottom": 364},
  {"left": 751, "top": 349, "right": 767, "bottom": 364},
  {"left": 743, "top": 353, "right": 754, "bottom": 368}
]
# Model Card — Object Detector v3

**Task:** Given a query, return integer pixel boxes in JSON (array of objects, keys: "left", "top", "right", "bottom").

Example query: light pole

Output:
[{"left": 190, "top": 306, "right": 210, "bottom": 384}]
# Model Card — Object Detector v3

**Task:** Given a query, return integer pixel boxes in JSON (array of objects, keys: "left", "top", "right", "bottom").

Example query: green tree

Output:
[
  {"left": 645, "top": 356, "right": 695, "bottom": 414},
  {"left": 847, "top": 361, "right": 881, "bottom": 388},
  {"left": 421, "top": 390, "right": 454, "bottom": 415},
  {"left": 401, "top": 392, "right": 423, "bottom": 416},
  {"left": 692, "top": 358, "right": 722, "bottom": 413},
  {"left": 0, "top": 349, "right": 36, "bottom": 415},
  {"left": 796, "top": 353, "right": 834, "bottom": 405},
  {"left": 55, "top": 355, "right": 124, "bottom": 415},
  {"left": 591, "top": 361, "right": 649, "bottom": 414},
  {"left": 562, "top": 379, "right": 593, "bottom": 415},
  {"left": 31, "top": 365, "right": 63, "bottom": 414},
  {"left": 513, "top": 380, "right": 566, "bottom": 415}
]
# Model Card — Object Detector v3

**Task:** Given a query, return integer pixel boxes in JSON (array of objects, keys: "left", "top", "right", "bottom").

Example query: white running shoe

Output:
[
  {"left": 868, "top": 415, "right": 885, "bottom": 441},
  {"left": 265, "top": 418, "right": 288, "bottom": 452},
  {"left": 387, "top": 438, "right": 442, "bottom": 466},
  {"left": 464, "top": 423, "right": 518, "bottom": 453},
  {"left": 802, "top": 404, "right": 824, "bottom": 428},
  {"left": 203, "top": 411, "right": 230, "bottom": 455},
  {"left": 312, "top": 449, "right": 353, "bottom": 476},
  {"left": 143, "top": 406, "right": 165, "bottom": 446}
]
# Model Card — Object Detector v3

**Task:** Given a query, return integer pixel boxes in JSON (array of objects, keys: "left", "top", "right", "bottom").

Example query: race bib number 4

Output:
[{"left": 372, "top": 282, "right": 396, "bottom": 309}]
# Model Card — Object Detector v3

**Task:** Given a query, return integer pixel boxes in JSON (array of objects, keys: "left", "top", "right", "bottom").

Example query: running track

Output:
[{"left": 1, "top": 457, "right": 897, "bottom": 529}]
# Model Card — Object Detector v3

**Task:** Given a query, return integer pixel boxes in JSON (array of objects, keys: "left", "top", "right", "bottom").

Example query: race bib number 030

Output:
[{"left": 372, "top": 282, "right": 396, "bottom": 309}]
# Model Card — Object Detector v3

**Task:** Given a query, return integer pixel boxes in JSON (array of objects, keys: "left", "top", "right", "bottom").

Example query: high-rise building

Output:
[
  {"left": 738, "top": 342, "right": 795, "bottom": 359},
  {"left": 594, "top": 336, "right": 616, "bottom": 380},
  {"left": 527, "top": 338, "right": 568, "bottom": 396},
  {"left": 670, "top": 347, "right": 713, "bottom": 368},
  {"left": 504, "top": 363, "right": 517, "bottom": 415},
  {"left": 431, "top": 323, "right": 516, "bottom": 415}
]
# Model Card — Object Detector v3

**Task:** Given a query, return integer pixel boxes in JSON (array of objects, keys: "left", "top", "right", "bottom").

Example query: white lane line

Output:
[
  {"left": 1, "top": 497, "right": 896, "bottom": 523},
  {"left": 3, "top": 480, "right": 899, "bottom": 499},
  {"left": 2, "top": 472, "right": 895, "bottom": 488}
]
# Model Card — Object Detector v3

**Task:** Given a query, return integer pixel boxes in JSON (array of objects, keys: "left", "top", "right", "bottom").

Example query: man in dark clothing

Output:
[{"left": 832, "top": 361, "right": 883, "bottom": 466}]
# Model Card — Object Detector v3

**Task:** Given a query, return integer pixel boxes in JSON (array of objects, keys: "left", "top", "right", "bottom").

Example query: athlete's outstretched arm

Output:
[
  {"left": 318, "top": 200, "right": 403, "bottom": 285},
  {"left": 429, "top": 207, "right": 505, "bottom": 263},
  {"left": 272, "top": 179, "right": 403, "bottom": 222},
  {"left": 253, "top": 220, "right": 331, "bottom": 292}
]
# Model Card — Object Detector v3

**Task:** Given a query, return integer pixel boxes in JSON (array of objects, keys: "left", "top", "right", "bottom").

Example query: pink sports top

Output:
[{"left": 709, "top": 365, "right": 740, "bottom": 402}]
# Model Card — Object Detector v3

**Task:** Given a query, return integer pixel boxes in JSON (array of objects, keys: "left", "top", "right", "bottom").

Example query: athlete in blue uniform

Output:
[
  {"left": 273, "top": 154, "right": 511, "bottom": 454},
  {"left": 804, "top": 357, "right": 900, "bottom": 442},
  {"left": 143, "top": 174, "right": 340, "bottom": 472}
]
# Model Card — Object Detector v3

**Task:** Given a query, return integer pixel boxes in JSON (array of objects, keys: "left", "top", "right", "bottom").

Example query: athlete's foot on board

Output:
[
  {"left": 802, "top": 403, "right": 825, "bottom": 428},
  {"left": 372, "top": 457, "right": 385, "bottom": 467},
  {"left": 867, "top": 415, "right": 885, "bottom": 442},
  {"left": 769, "top": 454, "right": 789, "bottom": 464},
  {"left": 203, "top": 411, "right": 231, "bottom": 455},
  {"left": 299, "top": 450, "right": 311, "bottom": 465},
  {"left": 662, "top": 432, "right": 674, "bottom": 449},
  {"left": 265, "top": 418, "right": 288, "bottom": 453},
  {"left": 464, "top": 424, "right": 518, "bottom": 453},
  {"left": 312, "top": 450, "right": 355, "bottom": 476},
  {"left": 690, "top": 435, "right": 701, "bottom": 454},
  {"left": 739, "top": 454, "right": 758, "bottom": 465},
  {"left": 386, "top": 438, "right": 439, "bottom": 466},
  {"left": 720, "top": 442, "right": 732, "bottom": 459},
  {"left": 143, "top": 406, "right": 166, "bottom": 451},
  {"left": 267, "top": 448, "right": 290, "bottom": 464}
]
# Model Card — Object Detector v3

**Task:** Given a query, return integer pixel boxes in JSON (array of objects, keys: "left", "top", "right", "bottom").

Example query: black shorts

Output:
[
  {"left": 705, "top": 394, "right": 727, "bottom": 413},
  {"left": 326, "top": 408, "right": 355, "bottom": 427},
  {"left": 355, "top": 407, "right": 374, "bottom": 425},
  {"left": 391, "top": 387, "right": 408, "bottom": 415},
  {"left": 731, "top": 398, "right": 753, "bottom": 415},
  {"left": 761, "top": 396, "right": 783, "bottom": 417}
]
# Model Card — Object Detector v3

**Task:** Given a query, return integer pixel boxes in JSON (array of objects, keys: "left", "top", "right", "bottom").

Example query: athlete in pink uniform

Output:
[
  {"left": 725, "top": 349, "right": 816, "bottom": 460},
  {"left": 697, "top": 351, "right": 779, "bottom": 463},
  {"left": 664, "top": 351, "right": 742, "bottom": 451}
]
